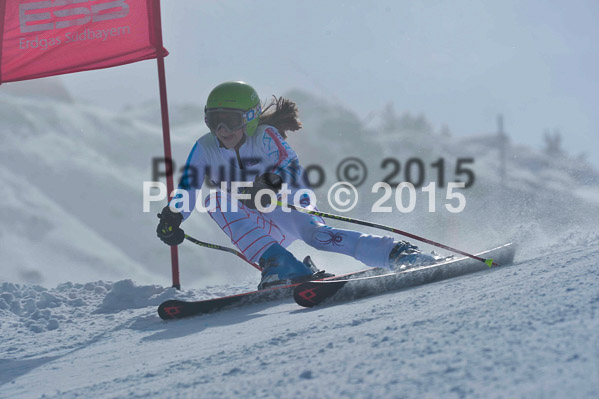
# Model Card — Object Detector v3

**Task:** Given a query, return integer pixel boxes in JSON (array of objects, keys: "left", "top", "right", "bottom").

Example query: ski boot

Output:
[
  {"left": 388, "top": 241, "right": 438, "bottom": 271},
  {"left": 257, "top": 243, "right": 333, "bottom": 290}
]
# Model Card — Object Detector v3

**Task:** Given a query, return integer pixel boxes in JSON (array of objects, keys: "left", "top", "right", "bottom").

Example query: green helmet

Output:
[{"left": 204, "top": 81, "right": 262, "bottom": 136}]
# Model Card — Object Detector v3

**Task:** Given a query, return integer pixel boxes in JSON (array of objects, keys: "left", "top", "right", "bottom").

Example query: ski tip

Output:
[{"left": 485, "top": 258, "right": 494, "bottom": 268}]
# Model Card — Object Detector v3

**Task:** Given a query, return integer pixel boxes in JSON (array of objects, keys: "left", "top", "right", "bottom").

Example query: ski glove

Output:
[
  {"left": 156, "top": 206, "right": 185, "bottom": 246},
  {"left": 239, "top": 173, "right": 283, "bottom": 210}
]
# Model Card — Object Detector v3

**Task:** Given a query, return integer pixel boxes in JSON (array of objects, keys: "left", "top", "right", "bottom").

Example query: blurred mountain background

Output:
[{"left": 1, "top": 78, "right": 598, "bottom": 287}]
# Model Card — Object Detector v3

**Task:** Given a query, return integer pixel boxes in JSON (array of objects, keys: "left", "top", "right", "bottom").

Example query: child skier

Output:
[{"left": 156, "top": 81, "right": 436, "bottom": 289}]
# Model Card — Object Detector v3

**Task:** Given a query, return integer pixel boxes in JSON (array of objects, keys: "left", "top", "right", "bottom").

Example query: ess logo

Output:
[{"left": 19, "top": 0, "right": 129, "bottom": 33}]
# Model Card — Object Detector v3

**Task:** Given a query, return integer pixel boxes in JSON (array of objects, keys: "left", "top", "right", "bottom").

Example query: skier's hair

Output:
[{"left": 258, "top": 96, "right": 302, "bottom": 139}]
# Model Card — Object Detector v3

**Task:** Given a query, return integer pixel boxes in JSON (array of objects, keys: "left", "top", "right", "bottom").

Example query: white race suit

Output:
[{"left": 169, "top": 125, "right": 395, "bottom": 267}]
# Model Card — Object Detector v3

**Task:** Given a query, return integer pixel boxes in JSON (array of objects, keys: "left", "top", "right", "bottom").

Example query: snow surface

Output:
[
  {"left": 1, "top": 231, "right": 597, "bottom": 398},
  {"left": 1, "top": 81, "right": 599, "bottom": 398}
]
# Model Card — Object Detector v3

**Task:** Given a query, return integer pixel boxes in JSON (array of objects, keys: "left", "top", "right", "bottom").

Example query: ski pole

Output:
[
  {"left": 277, "top": 202, "right": 498, "bottom": 267},
  {"left": 184, "top": 234, "right": 261, "bottom": 271}
]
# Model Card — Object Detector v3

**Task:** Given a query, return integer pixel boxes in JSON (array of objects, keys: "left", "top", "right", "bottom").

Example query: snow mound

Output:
[
  {"left": 0, "top": 277, "right": 245, "bottom": 343},
  {"left": 0, "top": 281, "right": 111, "bottom": 333},
  {"left": 0, "top": 280, "right": 196, "bottom": 334},
  {"left": 0, "top": 278, "right": 254, "bottom": 339},
  {"left": 95, "top": 280, "right": 178, "bottom": 314}
]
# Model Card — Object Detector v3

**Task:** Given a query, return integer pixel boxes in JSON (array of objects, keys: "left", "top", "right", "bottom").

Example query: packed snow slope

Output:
[
  {"left": 1, "top": 232, "right": 597, "bottom": 398},
  {"left": 1, "top": 80, "right": 597, "bottom": 397}
]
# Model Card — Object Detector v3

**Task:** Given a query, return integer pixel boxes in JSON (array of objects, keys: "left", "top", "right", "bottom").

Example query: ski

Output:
[
  {"left": 157, "top": 268, "right": 386, "bottom": 320},
  {"left": 294, "top": 242, "right": 516, "bottom": 308}
]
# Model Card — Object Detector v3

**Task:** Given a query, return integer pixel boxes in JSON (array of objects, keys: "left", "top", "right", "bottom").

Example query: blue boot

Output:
[
  {"left": 388, "top": 241, "right": 438, "bottom": 270},
  {"left": 258, "top": 244, "right": 318, "bottom": 290}
]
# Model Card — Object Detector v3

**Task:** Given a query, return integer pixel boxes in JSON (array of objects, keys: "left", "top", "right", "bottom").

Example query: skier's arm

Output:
[
  {"left": 168, "top": 141, "right": 206, "bottom": 221},
  {"left": 259, "top": 126, "right": 303, "bottom": 186}
]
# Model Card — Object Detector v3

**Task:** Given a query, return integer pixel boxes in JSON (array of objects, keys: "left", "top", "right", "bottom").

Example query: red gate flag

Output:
[{"left": 0, "top": 0, "right": 168, "bottom": 83}]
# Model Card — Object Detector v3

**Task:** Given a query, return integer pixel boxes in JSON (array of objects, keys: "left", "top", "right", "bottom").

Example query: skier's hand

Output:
[
  {"left": 156, "top": 206, "right": 185, "bottom": 246},
  {"left": 240, "top": 173, "right": 283, "bottom": 210}
]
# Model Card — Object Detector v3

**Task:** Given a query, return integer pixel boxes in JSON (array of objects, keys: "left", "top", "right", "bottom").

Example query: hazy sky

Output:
[{"left": 56, "top": 0, "right": 599, "bottom": 166}]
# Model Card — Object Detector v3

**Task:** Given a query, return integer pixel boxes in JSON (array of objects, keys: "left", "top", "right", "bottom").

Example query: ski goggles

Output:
[{"left": 205, "top": 104, "right": 261, "bottom": 133}]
